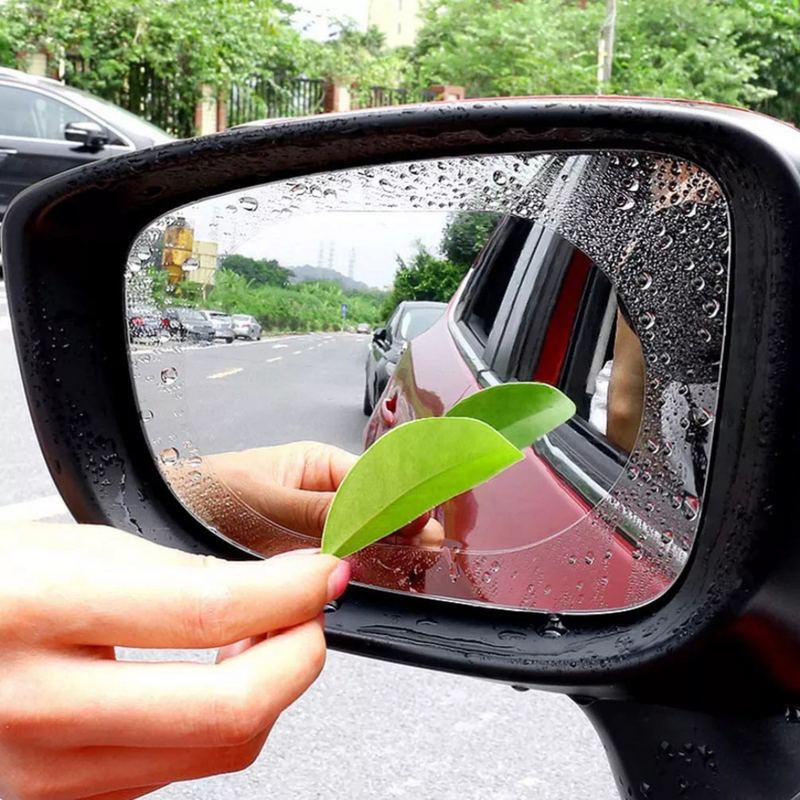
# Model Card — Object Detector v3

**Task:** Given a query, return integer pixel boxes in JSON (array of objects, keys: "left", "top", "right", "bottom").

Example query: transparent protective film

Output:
[{"left": 126, "top": 151, "right": 728, "bottom": 613}]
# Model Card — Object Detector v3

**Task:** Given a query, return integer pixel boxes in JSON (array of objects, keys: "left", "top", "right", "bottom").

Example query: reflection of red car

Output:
[{"left": 363, "top": 215, "right": 671, "bottom": 612}]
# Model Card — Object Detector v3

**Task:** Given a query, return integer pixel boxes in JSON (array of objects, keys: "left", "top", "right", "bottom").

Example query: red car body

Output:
[{"left": 361, "top": 216, "right": 672, "bottom": 613}]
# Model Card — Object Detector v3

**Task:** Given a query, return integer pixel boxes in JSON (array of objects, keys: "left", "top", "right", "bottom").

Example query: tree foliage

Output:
[
  {"left": 219, "top": 254, "right": 292, "bottom": 288},
  {"left": 210, "top": 270, "right": 386, "bottom": 332},
  {"left": 412, "top": 0, "right": 795, "bottom": 116},
  {"left": 0, "top": 0, "right": 306, "bottom": 135},
  {"left": 302, "top": 20, "right": 411, "bottom": 104},
  {"left": 382, "top": 212, "right": 502, "bottom": 318},
  {"left": 442, "top": 212, "right": 502, "bottom": 268}
]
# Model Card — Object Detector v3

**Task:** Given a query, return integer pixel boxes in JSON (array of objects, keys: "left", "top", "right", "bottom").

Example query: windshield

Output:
[{"left": 399, "top": 307, "right": 446, "bottom": 341}]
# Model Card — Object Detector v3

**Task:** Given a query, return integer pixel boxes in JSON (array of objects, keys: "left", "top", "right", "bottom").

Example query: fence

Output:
[
  {"left": 65, "top": 58, "right": 196, "bottom": 138},
  {"left": 63, "top": 55, "right": 461, "bottom": 136},
  {"left": 227, "top": 76, "right": 327, "bottom": 127}
]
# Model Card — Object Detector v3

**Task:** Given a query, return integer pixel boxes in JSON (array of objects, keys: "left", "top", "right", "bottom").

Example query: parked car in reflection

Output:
[
  {"left": 364, "top": 215, "right": 673, "bottom": 609},
  {"left": 356, "top": 322, "right": 371, "bottom": 334},
  {"left": 162, "top": 307, "right": 214, "bottom": 343},
  {"left": 200, "top": 310, "right": 235, "bottom": 343},
  {"left": 231, "top": 314, "right": 262, "bottom": 341},
  {"left": 363, "top": 301, "right": 447, "bottom": 415},
  {"left": 127, "top": 306, "right": 166, "bottom": 343}
]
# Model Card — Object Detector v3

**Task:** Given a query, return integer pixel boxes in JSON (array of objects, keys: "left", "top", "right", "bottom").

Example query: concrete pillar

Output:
[
  {"left": 429, "top": 85, "right": 466, "bottom": 101},
  {"left": 195, "top": 84, "right": 218, "bottom": 136},
  {"left": 26, "top": 52, "right": 48, "bottom": 77},
  {"left": 323, "top": 81, "right": 352, "bottom": 114}
]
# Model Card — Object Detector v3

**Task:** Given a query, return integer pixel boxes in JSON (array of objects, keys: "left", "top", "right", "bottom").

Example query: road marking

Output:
[
  {"left": 273, "top": 344, "right": 288, "bottom": 349},
  {"left": 266, "top": 356, "right": 282, "bottom": 363},
  {"left": 292, "top": 350, "right": 302, "bottom": 355},
  {"left": 207, "top": 367, "right": 244, "bottom": 380},
  {"left": 0, "top": 494, "right": 70, "bottom": 523}
]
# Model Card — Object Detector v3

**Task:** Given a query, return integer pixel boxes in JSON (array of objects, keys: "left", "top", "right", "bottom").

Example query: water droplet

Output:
[
  {"left": 637, "top": 311, "right": 656, "bottom": 331},
  {"left": 539, "top": 614, "right": 567, "bottom": 638},
  {"left": 691, "top": 276, "right": 705, "bottom": 291},
  {"left": 225, "top": 204, "right": 237, "bottom": 214},
  {"left": 239, "top": 196, "right": 258, "bottom": 211},
  {"left": 680, "top": 256, "right": 695, "bottom": 272},
  {"left": 614, "top": 192, "right": 635, "bottom": 210},
  {"left": 493, "top": 170, "right": 508, "bottom": 186},
  {"left": 182, "top": 257, "right": 200, "bottom": 272},
  {"left": 702, "top": 299, "right": 720, "bottom": 319},
  {"left": 691, "top": 407, "right": 713, "bottom": 428},
  {"left": 139, "top": 409, "right": 154, "bottom": 422},
  {"left": 632, "top": 548, "right": 644, "bottom": 560},
  {"left": 187, "top": 455, "right": 203, "bottom": 467},
  {"left": 160, "top": 367, "right": 178, "bottom": 384},
  {"left": 160, "top": 447, "right": 179, "bottom": 465},
  {"left": 698, "top": 328, "right": 712, "bottom": 343},
  {"left": 585, "top": 553, "right": 595, "bottom": 565},
  {"left": 656, "top": 235, "right": 673, "bottom": 251},
  {"left": 635, "top": 272, "right": 652, "bottom": 290}
]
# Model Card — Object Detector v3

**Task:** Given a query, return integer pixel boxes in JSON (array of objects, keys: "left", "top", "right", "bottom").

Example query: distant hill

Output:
[{"left": 288, "top": 265, "right": 372, "bottom": 292}]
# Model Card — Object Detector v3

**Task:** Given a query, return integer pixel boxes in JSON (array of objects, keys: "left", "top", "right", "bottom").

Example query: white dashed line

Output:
[
  {"left": 207, "top": 367, "right": 244, "bottom": 380},
  {"left": 266, "top": 357, "right": 282, "bottom": 363}
]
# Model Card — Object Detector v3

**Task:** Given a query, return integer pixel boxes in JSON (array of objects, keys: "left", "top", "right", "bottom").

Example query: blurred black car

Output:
[
  {"left": 163, "top": 307, "right": 214, "bottom": 343},
  {"left": 363, "top": 300, "right": 447, "bottom": 415},
  {"left": 127, "top": 306, "right": 166, "bottom": 343},
  {"left": 0, "top": 67, "right": 172, "bottom": 273}
]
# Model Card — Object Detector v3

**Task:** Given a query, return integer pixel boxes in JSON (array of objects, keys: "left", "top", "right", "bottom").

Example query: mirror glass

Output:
[{"left": 125, "top": 151, "right": 729, "bottom": 613}]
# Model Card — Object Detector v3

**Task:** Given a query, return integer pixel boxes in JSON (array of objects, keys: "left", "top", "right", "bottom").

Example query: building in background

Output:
[{"left": 367, "top": 0, "right": 420, "bottom": 48}]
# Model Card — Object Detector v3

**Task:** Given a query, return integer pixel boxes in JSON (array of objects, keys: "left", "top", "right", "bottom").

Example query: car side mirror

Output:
[
  {"left": 64, "top": 121, "right": 109, "bottom": 150},
  {"left": 7, "top": 99, "right": 800, "bottom": 796},
  {"left": 372, "top": 327, "right": 388, "bottom": 344}
]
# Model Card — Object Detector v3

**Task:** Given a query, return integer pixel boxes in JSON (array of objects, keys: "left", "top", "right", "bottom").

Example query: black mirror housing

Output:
[
  {"left": 64, "top": 120, "right": 109, "bottom": 150},
  {"left": 5, "top": 98, "right": 800, "bottom": 725}
]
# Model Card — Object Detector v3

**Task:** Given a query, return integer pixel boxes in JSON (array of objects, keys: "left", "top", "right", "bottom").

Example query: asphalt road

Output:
[
  {"left": 0, "top": 285, "right": 618, "bottom": 799},
  {"left": 133, "top": 332, "right": 370, "bottom": 457}
]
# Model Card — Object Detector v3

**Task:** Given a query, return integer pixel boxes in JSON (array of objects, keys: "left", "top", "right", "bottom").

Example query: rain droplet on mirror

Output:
[
  {"left": 160, "top": 447, "right": 179, "bottom": 465},
  {"left": 160, "top": 367, "right": 178, "bottom": 384},
  {"left": 238, "top": 196, "right": 259, "bottom": 211}
]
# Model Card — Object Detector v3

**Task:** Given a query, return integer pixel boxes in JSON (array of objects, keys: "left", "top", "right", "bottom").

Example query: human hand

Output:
[
  {"left": 201, "top": 441, "right": 445, "bottom": 547},
  {"left": 0, "top": 522, "right": 349, "bottom": 800}
]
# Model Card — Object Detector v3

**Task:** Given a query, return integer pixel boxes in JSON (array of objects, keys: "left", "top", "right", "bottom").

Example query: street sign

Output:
[{"left": 341, "top": 303, "right": 349, "bottom": 318}]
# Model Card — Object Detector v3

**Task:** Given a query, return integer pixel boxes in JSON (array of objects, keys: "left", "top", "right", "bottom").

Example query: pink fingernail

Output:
[
  {"left": 272, "top": 547, "right": 321, "bottom": 560},
  {"left": 327, "top": 560, "right": 351, "bottom": 601}
]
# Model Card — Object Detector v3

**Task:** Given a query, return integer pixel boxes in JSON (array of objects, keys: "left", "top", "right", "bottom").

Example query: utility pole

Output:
[{"left": 597, "top": 0, "right": 617, "bottom": 95}]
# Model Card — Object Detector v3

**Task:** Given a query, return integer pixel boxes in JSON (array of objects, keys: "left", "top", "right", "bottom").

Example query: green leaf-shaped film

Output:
[
  {"left": 445, "top": 383, "right": 576, "bottom": 450},
  {"left": 321, "top": 417, "right": 524, "bottom": 558}
]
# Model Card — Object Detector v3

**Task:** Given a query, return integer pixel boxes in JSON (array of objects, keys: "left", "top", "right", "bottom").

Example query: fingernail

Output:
[
  {"left": 272, "top": 547, "right": 321, "bottom": 560},
  {"left": 327, "top": 559, "right": 351, "bottom": 602}
]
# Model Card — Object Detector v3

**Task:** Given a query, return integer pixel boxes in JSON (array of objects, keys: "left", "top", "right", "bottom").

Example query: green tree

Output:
[
  {"left": 442, "top": 212, "right": 502, "bottom": 268},
  {"left": 302, "top": 19, "right": 412, "bottom": 103},
  {"left": 734, "top": 0, "right": 800, "bottom": 125},
  {"left": 219, "top": 254, "right": 291, "bottom": 288},
  {"left": 609, "top": 0, "right": 771, "bottom": 106},
  {"left": 0, "top": 0, "right": 306, "bottom": 135},
  {"left": 412, "top": 0, "right": 603, "bottom": 97},
  {"left": 411, "top": 0, "right": 776, "bottom": 108}
]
